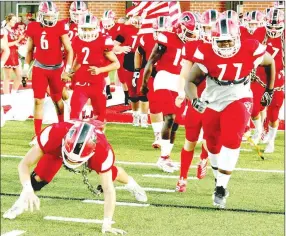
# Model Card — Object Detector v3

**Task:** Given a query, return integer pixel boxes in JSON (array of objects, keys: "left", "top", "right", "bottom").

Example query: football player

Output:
[
  {"left": 258, "top": 8, "right": 284, "bottom": 153},
  {"left": 70, "top": 13, "right": 119, "bottom": 121},
  {"left": 23, "top": 1, "right": 73, "bottom": 145},
  {"left": 200, "top": 9, "right": 220, "bottom": 43},
  {"left": 141, "top": 12, "right": 199, "bottom": 173},
  {"left": 3, "top": 119, "right": 146, "bottom": 235},
  {"left": 185, "top": 19, "right": 275, "bottom": 208}
]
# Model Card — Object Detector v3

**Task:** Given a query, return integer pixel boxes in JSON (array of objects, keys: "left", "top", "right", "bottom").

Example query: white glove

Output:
[
  {"left": 102, "top": 218, "right": 127, "bottom": 235},
  {"left": 192, "top": 98, "right": 208, "bottom": 113}
]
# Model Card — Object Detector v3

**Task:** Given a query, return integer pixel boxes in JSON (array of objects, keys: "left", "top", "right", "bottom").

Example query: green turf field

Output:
[{"left": 1, "top": 121, "right": 284, "bottom": 236}]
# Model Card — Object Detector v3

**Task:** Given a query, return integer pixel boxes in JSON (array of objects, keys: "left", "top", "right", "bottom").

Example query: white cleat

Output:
[
  {"left": 251, "top": 131, "right": 261, "bottom": 145},
  {"left": 261, "top": 131, "right": 270, "bottom": 144},
  {"left": 140, "top": 115, "right": 148, "bottom": 128},
  {"left": 156, "top": 157, "right": 179, "bottom": 173},
  {"left": 264, "top": 141, "right": 274, "bottom": 153},
  {"left": 132, "top": 114, "right": 140, "bottom": 127},
  {"left": 125, "top": 177, "right": 147, "bottom": 202},
  {"left": 3, "top": 198, "right": 26, "bottom": 220},
  {"left": 29, "top": 136, "right": 38, "bottom": 147}
]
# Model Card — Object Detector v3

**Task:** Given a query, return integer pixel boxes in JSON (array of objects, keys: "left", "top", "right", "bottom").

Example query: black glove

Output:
[
  {"left": 260, "top": 88, "right": 274, "bottom": 107},
  {"left": 22, "top": 77, "right": 27, "bottom": 87},
  {"left": 132, "top": 68, "right": 140, "bottom": 88},
  {"left": 192, "top": 98, "right": 208, "bottom": 113},
  {"left": 140, "top": 84, "right": 149, "bottom": 95}
]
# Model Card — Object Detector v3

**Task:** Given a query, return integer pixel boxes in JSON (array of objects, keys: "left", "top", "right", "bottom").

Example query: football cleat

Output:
[
  {"left": 125, "top": 177, "right": 147, "bottom": 202},
  {"left": 197, "top": 159, "right": 208, "bottom": 179},
  {"left": 261, "top": 131, "right": 270, "bottom": 144},
  {"left": 132, "top": 113, "right": 140, "bottom": 127},
  {"left": 152, "top": 133, "right": 161, "bottom": 149},
  {"left": 156, "top": 156, "right": 179, "bottom": 173},
  {"left": 213, "top": 186, "right": 227, "bottom": 208},
  {"left": 175, "top": 177, "right": 187, "bottom": 192},
  {"left": 264, "top": 141, "right": 274, "bottom": 153},
  {"left": 3, "top": 198, "right": 26, "bottom": 220}
]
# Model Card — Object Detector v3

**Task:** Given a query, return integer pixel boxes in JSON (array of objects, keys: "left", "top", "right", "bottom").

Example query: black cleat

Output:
[{"left": 213, "top": 186, "right": 227, "bottom": 208}]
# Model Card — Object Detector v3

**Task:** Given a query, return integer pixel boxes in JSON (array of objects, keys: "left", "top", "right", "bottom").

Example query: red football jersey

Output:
[
  {"left": 155, "top": 32, "right": 185, "bottom": 74},
  {"left": 240, "top": 26, "right": 266, "bottom": 44},
  {"left": 193, "top": 39, "right": 266, "bottom": 81},
  {"left": 37, "top": 121, "right": 115, "bottom": 173},
  {"left": 139, "top": 33, "right": 156, "bottom": 60},
  {"left": 73, "top": 34, "right": 114, "bottom": 84},
  {"left": 61, "top": 19, "right": 78, "bottom": 43},
  {"left": 26, "top": 21, "right": 68, "bottom": 65},
  {"left": 117, "top": 24, "right": 140, "bottom": 53},
  {"left": 100, "top": 22, "right": 121, "bottom": 40}
]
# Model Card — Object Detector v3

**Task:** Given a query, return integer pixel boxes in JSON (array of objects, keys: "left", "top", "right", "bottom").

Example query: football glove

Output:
[
  {"left": 260, "top": 88, "right": 274, "bottom": 107},
  {"left": 192, "top": 98, "right": 208, "bottom": 113},
  {"left": 132, "top": 69, "right": 140, "bottom": 88}
]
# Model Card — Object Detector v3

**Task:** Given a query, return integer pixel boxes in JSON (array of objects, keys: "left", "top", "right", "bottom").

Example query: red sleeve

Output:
[
  {"left": 156, "top": 32, "right": 168, "bottom": 47},
  {"left": 183, "top": 41, "right": 200, "bottom": 61},
  {"left": 104, "top": 35, "right": 114, "bottom": 51},
  {"left": 25, "top": 22, "right": 35, "bottom": 38},
  {"left": 57, "top": 21, "right": 69, "bottom": 37}
]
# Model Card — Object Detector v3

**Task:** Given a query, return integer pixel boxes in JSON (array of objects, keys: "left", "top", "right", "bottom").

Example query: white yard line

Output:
[
  {"left": 143, "top": 174, "right": 199, "bottom": 180},
  {"left": 82, "top": 200, "right": 150, "bottom": 207},
  {"left": 1, "top": 230, "right": 25, "bottom": 236},
  {"left": 116, "top": 186, "right": 175, "bottom": 193},
  {"left": 0, "top": 154, "right": 284, "bottom": 174},
  {"left": 44, "top": 216, "right": 104, "bottom": 224},
  {"left": 240, "top": 149, "right": 253, "bottom": 152}
]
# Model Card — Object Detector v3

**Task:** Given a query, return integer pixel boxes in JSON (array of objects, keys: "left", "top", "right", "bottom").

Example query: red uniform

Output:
[
  {"left": 34, "top": 120, "right": 117, "bottom": 183},
  {"left": 100, "top": 23, "right": 121, "bottom": 40},
  {"left": 192, "top": 39, "right": 266, "bottom": 153},
  {"left": 183, "top": 40, "right": 205, "bottom": 142},
  {"left": 70, "top": 34, "right": 114, "bottom": 121},
  {"left": 26, "top": 21, "right": 68, "bottom": 100},
  {"left": 152, "top": 32, "right": 185, "bottom": 116},
  {"left": 3, "top": 27, "right": 19, "bottom": 68},
  {"left": 240, "top": 26, "right": 266, "bottom": 43}
]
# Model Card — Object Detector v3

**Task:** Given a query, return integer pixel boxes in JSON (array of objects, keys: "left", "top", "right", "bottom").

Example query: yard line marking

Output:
[
  {"left": 115, "top": 186, "right": 175, "bottom": 193},
  {"left": 1, "top": 230, "right": 25, "bottom": 236},
  {"left": 44, "top": 216, "right": 104, "bottom": 224},
  {"left": 83, "top": 200, "right": 150, "bottom": 207},
  {"left": 143, "top": 174, "right": 198, "bottom": 180},
  {"left": 0, "top": 155, "right": 284, "bottom": 173},
  {"left": 240, "top": 149, "right": 253, "bottom": 152}
]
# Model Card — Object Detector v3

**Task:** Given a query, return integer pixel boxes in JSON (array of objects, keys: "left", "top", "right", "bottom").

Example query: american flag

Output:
[{"left": 127, "top": 1, "right": 181, "bottom": 35}]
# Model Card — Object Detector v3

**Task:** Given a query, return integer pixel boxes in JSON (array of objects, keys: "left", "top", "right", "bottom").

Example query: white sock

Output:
[
  {"left": 209, "top": 152, "right": 219, "bottom": 179},
  {"left": 253, "top": 119, "right": 262, "bottom": 135},
  {"left": 152, "top": 121, "right": 163, "bottom": 134},
  {"left": 141, "top": 113, "right": 148, "bottom": 120},
  {"left": 161, "top": 139, "right": 171, "bottom": 157},
  {"left": 168, "top": 143, "right": 174, "bottom": 155},
  {"left": 217, "top": 146, "right": 240, "bottom": 172},
  {"left": 216, "top": 172, "right": 231, "bottom": 188},
  {"left": 126, "top": 176, "right": 136, "bottom": 186},
  {"left": 133, "top": 110, "right": 140, "bottom": 117},
  {"left": 261, "top": 109, "right": 267, "bottom": 124},
  {"left": 11, "top": 89, "right": 17, "bottom": 95},
  {"left": 268, "top": 125, "right": 278, "bottom": 142}
]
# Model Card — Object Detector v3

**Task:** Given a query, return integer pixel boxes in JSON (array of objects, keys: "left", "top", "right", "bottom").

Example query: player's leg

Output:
[
  {"left": 70, "top": 85, "right": 89, "bottom": 119},
  {"left": 264, "top": 90, "right": 284, "bottom": 153},
  {"left": 117, "top": 67, "right": 129, "bottom": 105},
  {"left": 12, "top": 66, "right": 22, "bottom": 93},
  {"left": 214, "top": 98, "right": 252, "bottom": 208},
  {"left": 89, "top": 85, "right": 107, "bottom": 122}
]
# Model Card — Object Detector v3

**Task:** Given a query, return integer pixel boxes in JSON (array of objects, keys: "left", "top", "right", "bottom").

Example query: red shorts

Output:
[
  {"left": 147, "top": 77, "right": 157, "bottom": 113},
  {"left": 251, "top": 81, "right": 265, "bottom": 118},
  {"left": 70, "top": 82, "right": 106, "bottom": 121},
  {"left": 32, "top": 66, "right": 64, "bottom": 100},
  {"left": 34, "top": 154, "right": 118, "bottom": 183},
  {"left": 267, "top": 90, "right": 284, "bottom": 122},
  {"left": 185, "top": 102, "right": 204, "bottom": 142},
  {"left": 4, "top": 48, "right": 19, "bottom": 68},
  {"left": 203, "top": 98, "right": 253, "bottom": 153}
]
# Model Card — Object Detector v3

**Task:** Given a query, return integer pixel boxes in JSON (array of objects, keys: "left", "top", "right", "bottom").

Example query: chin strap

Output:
[{"left": 63, "top": 163, "right": 103, "bottom": 196}]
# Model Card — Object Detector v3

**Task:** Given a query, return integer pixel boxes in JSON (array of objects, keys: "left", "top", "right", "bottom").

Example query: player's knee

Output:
[
  {"left": 31, "top": 171, "right": 48, "bottom": 191},
  {"left": 50, "top": 93, "right": 62, "bottom": 102},
  {"left": 129, "top": 96, "right": 139, "bottom": 103},
  {"left": 164, "top": 114, "right": 175, "bottom": 129},
  {"left": 34, "top": 98, "right": 45, "bottom": 106}
]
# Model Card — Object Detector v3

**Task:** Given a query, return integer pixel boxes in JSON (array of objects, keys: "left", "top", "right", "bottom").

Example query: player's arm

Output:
[
  {"left": 0, "top": 37, "right": 10, "bottom": 68},
  {"left": 113, "top": 36, "right": 131, "bottom": 54},
  {"left": 22, "top": 37, "right": 34, "bottom": 77},
  {"left": 185, "top": 63, "right": 208, "bottom": 113},
  {"left": 88, "top": 51, "right": 120, "bottom": 76},
  {"left": 61, "top": 34, "right": 74, "bottom": 72},
  {"left": 258, "top": 51, "right": 276, "bottom": 106},
  {"left": 132, "top": 46, "right": 144, "bottom": 88},
  {"left": 71, "top": 54, "right": 81, "bottom": 73},
  {"left": 141, "top": 43, "right": 166, "bottom": 95}
]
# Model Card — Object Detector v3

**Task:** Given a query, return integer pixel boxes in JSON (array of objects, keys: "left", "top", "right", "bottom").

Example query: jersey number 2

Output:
[
  {"left": 217, "top": 63, "right": 242, "bottom": 81},
  {"left": 82, "top": 47, "right": 90, "bottom": 64}
]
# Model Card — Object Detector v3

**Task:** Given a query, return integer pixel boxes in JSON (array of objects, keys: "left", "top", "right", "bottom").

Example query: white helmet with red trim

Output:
[
  {"left": 265, "top": 8, "right": 284, "bottom": 38},
  {"left": 78, "top": 13, "right": 100, "bottom": 42},
  {"left": 274, "top": 1, "right": 285, "bottom": 9},
  {"left": 175, "top": 11, "right": 199, "bottom": 42},
  {"left": 211, "top": 18, "right": 241, "bottom": 58},
  {"left": 38, "top": 1, "right": 59, "bottom": 27},
  {"left": 221, "top": 10, "right": 239, "bottom": 24},
  {"left": 62, "top": 122, "right": 97, "bottom": 169},
  {"left": 245, "top": 10, "right": 265, "bottom": 34},
  {"left": 69, "top": 1, "right": 88, "bottom": 24},
  {"left": 200, "top": 9, "right": 220, "bottom": 43},
  {"left": 130, "top": 15, "right": 142, "bottom": 28},
  {"left": 102, "top": 10, "right": 116, "bottom": 30}
]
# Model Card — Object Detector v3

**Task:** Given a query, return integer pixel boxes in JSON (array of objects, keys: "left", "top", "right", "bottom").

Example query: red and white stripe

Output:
[{"left": 127, "top": 1, "right": 181, "bottom": 35}]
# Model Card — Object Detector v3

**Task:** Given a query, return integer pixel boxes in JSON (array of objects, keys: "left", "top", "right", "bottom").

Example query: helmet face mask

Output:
[
  {"left": 177, "top": 11, "right": 199, "bottom": 42},
  {"left": 130, "top": 16, "right": 142, "bottom": 28},
  {"left": 38, "top": 1, "right": 59, "bottom": 27},
  {"left": 102, "top": 10, "right": 116, "bottom": 30},
  {"left": 62, "top": 122, "right": 97, "bottom": 169},
  {"left": 245, "top": 10, "right": 265, "bottom": 34},
  {"left": 78, "top": 13, "right": 100, "bottom": 42},
  {"left": 69, "top": 1, "right": 88, "bottom": 24},
  {"left": 265, "top": 8, "right": 284, "bottom": 38},
  {"left": 212, "top": 19, "right": 241, "bottom": 58}
]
